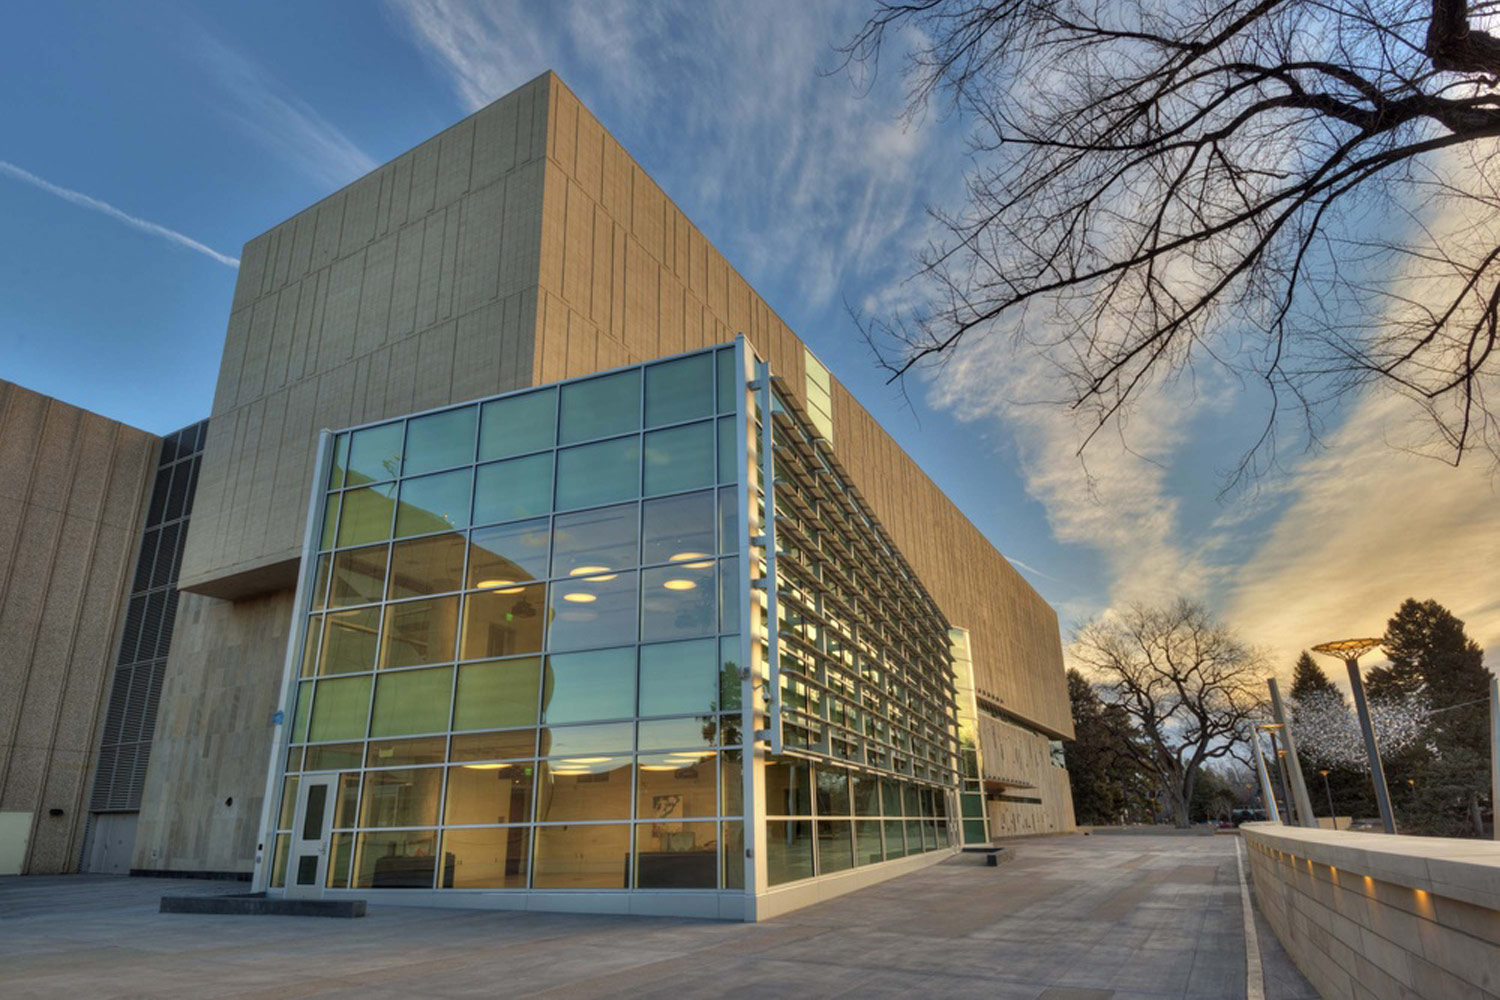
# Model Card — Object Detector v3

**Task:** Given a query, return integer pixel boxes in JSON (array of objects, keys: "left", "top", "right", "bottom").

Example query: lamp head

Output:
[{"left": 1311, "top": 638, "right": 1383, "bottom": 660}]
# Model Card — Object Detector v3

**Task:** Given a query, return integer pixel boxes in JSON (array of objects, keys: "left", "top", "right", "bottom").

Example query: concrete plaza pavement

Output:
[{"left": 0, "top": 832, "right": 1314, "bottom": 999}]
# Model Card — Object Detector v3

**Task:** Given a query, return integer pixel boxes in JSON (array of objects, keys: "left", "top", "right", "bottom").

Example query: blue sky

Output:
[{"left": 4, "top": 1, "right": 1496, "bottom": 674}]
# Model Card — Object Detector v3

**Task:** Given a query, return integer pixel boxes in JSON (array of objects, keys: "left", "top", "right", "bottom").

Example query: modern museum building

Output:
[{"left": 0, "top": 73, "right": 1074, "bottom": 920}]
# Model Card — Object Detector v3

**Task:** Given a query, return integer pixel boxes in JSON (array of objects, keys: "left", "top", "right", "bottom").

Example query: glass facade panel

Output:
[
  {"left": 559, "top": 370, "right": 640, "bottom": 444},
  {"left": 445, "top": 763, "right": 534, "bottom": 825},
  {"left": 766, "top": 820, "right": 814, "bottom": 885},
  {"left": 854, "top": 820, "right": 883, "bottom": 866},
  {"left": 460, "top": 585, "right": 546, "bottom": 660},
  {"left": 379, "top": 596, "right": 459, "bottom": 669},
  {"left": 321, "top": 608, "right": 379, "bottom": 675},
  {"left": 468, "top": 519, "right": 549, "bottom": 586},
  {"left": 637, "top": 754, "right": 717, "bottom": 820},
  {"left": 403, "top": 406, "right": 476, "bottom": 476},
  {"left": 442, "top": 827, "right": 530, "bottom": 888},
  {"left": 538, "top": 721, "right": 634, "bottom": 759},
  {"left": 479, "top": 388, "right": 556, "bottom": 462},
  {"left": 638, "top": 639, "right": 717, "bottom": 717},
  {"left": 395, "top": 469, "right": 472, "bottom": 538},
  {"left": 551, "top": 504, "right": 638, "bottom": 577},
  {"left": 818, "top": 820, "right": 853, "bottom": 874},
  {"left": 637, "top": 716, "right": 716, "bottom": 752},
  {"left": 388, "top": 534, "right": 465, "bottom": 599},
  {"left": 450, "top": 728, "right": 538, "bottom": 762},
  {"left": 542, "top": 647, "right": 635, "bottom": 724},
  {"left": 367, "top": 737, "right": 445, "bottom": 768},
  {"left": 535, "top": 758, "right": 632, "bottom": 822},
  {"left": 815, "top": 768, "right": 851, "bottom": 817},
  {"left": 640, "top": 491, "right": 714, "bottom": 567},
  {"left": 360, "top": 768, "right": 442, "bottom": 828},
  {"left": 307, "top": 675, "right": 371, "bottom": 742},
  {"left": 453, "top": 658, "right": 542, "bottom": 731},
  {"left": 306, "top": 743, "right": 363, "bottom": 771},
  {"left": 345, "top": 423, "right": 404, "bottom": 487},
  {"left": 329, "top": 545, "right": 388, "bottom": 607},
  {"left": 721, "top": 750, "right": 743, "bottom": 816},
  {"left": 532, "top": 824, "right": 630, "bottom": 889},
  {"left": 353, "top": 830, "right": 440, "bottom": 888},
  {"left": 644, "top": 354, "right": 713, "bottom": 427},
  {"left": 883, "top": 819, "right": 906, "bottom": 858},
  {"left": 722, "top": 821, "right": 744, "bottom": 889},
  {"left": 547, "top": 571, "right": 638, "bottom": 651},
  {"left": 336, "top": 486, "right": 394, "bottom": 547},
  {"left": 369, "top": 667, "right": 453, "bottom": 737},
  {"left": 635, "top": 820, "right": 718, "bottom": 888},
  {"left": 473, "top": 453, "right": 553, "bottom": 525},
  {"left": 640, "top": 563, "right": 716, "bottom": 642},
  {"left": 643, "top": 422, "right": 714, "bottom": 495},
  {"left": 555, "top": 437, "right": 639, "bottom": 510}
]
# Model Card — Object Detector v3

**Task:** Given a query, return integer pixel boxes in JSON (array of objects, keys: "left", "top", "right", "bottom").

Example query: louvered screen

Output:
[{"left": 89, "top": 419, "right": 208, "bottom": 813}]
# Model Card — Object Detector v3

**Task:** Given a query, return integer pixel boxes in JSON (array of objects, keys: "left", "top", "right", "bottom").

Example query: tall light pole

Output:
[
  {"left": 1319, "top": 769, "right": 1336, "bottom": 826},
  {"left": 1268, "top": 677, "right": 1317, "bottom": 827},
  {"left": 1253, "top": 725, "right": 1282, "bottom": 824},
  {"left": 1313, "top": 638, "right": 1397, "bottom": 835}
]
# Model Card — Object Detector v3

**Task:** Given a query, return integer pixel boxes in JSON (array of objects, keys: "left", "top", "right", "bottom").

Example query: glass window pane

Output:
[
  {"left": 308, "top": 675, "right": 371, "bottom": 742},
  {"left": 852, "top": 774, "right": 880, "bottom": 817},
  {"left": 532, "top": 823, "right": 630, "bottom": 889},
  {"left": 637, "top": 753, "right": 717, "bottom": 820},
  {"left": 277, "top": 776, "right": 299, "bottom": 829},
  {"left": 366, "top": 737, "right": 445, "bottom": 768},
  {"left": 453, "top": 657, "right": 542, "bottom": 731},
  {"left": 722, "top": 820, "right": 744, "bottom": 889},
  {"left": 766, "top": 820, "right": 814, "bottom": 886},
  {"left": 881, "top": 779, "right": 902, "bottom": 816},
  {"left": 638, "top": 639, "right": 717, "bottom": 717},
  {"left": 640, "top": 492, "right": 714, "bottom": 567},
  {"left": 765, "top": 760, "right": 811, "bottom": 816},
  {"left": 300, "top": 617, "right": 323, "bottom": 678},
  {"left": 716, "top": 347, "right": 737, "bottom": 415},
  {"left": 353, "top": 830, "right": 439, "bottom": 888},
  {"left": 336, "top": 485, "right": 395, "bottom": 547},
  {"left": 403, "top": 406, "right": 476, "bottom": 476},
  {"left": 270, "top": 834, "right": 290, "bottom": 888},
  {"left": 441, "top": 826, "right": 530, "bottom": 888},
  {"left": 319, "top": 607, "right": 379, "bottom": 676},
  {"left": 395, "top": 469, "right": 472, "bottom": 538},
  {"left": 719, "top": 636, "right": 742, "bottom": 711},
  {"left": 328, "top": 432, "right": 349, "bottom": 490},
  {"left": 542, "top": 647, "right": 635, "bottom": 724},
  {"left": 819, "top": 821, "right": 854, "bottom": 874},
  {"left": 644, "top": 354, "right": 713, "bottom": 428},
  {"left": 555, "top": 438, "right": 640, "bottom": 510},
  {"left": 473, "top": 453, "right": 554, "bottom": 525},
  {"left": 445, "top": 763, "right": 535, "bottom": 825},
  {"left": 450, "top": 728, "right": 538, "bottom": 762},
  {"left": 327, "top": 831, "right": 355, "bottom": 888},
  {"left": 310, "top": 554, "right": 332, "bottom": 610},
  {"left": 345, "top": 422, "right": 404, "bottom": 487},
  {"left": 721, "top": 749, "right": 743, "bottom": 816},
  {"left": 906, "top": 819, "right": 925, "bottom": 852},
  {"left": 559, "top": 370, "right": 640, "bottom": 444},
  {"left": 635, "top": 820, "right": 718, "bottom": 889},
  {"left": 479, "top": 388, "right": 557, "bottom": 461},
  {"left": 643, "top": 422, "right": 714, "bottom": 496},
  {"left": 535, "top": 758, "right": 633, "bottom": 821},
  {"left": 717, "top": 486, "right": 738, "bottom": 554},
  {"left": 461, "top": 584, "right": 546, "bottom": 660},
  {"left": 551, "top": 504, "right": 639, "bottom": 577},
  {"left": 468, "top": 519, "right": 549, "bottom": 587},
  {"left": 717, "top": 417, "right": 736, "bottom": 483},
  {"left": 815, "top": 767, "right": 851, "bottom": 816},
  {"left": 387, "top": 533, "right": 465, "bottom": 599},
  {"left": 538, "top": 721, "right": 633, "bottom": 758},
  {"left": 637, "top": 717, "right": 715, "bottom": 752},
  {"left": 379, "top": 596, "right": 459, "bottom": 669},
  {"left": 359, "top": 768, "right": 441, "bottom": 828},
  {"left": 370, "top": 666, "right": 453, "bottom": 737},
  {"left": 321, "top": 495, "right": 339, "bottom": 550},
  {"left": 305, "top": 744, "right": 364, "bottom": 771},
  {"left": 904, "top": 784, "right": 920, "bottom": 815},
  {"left": 547, "top": 571, "right": 638, "bottom": 651},
  {"left": 718, "top": 557, "right": 738, "bottom": 634},
  {"left": 641, "top": 563, "right": 716, "bottom": 642},
  {"left": 884, "top": 819, "right": 906, "bottom": 858}
]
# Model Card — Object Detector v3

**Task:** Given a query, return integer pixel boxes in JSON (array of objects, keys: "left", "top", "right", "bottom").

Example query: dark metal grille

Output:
[{"left": 89, "top": 419, "right": 207, "bottom": 812}]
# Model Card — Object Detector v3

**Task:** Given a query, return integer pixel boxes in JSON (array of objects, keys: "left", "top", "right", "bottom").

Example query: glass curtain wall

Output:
[{"left": 270, "top": 346, "right": 745, "bottom": 893}]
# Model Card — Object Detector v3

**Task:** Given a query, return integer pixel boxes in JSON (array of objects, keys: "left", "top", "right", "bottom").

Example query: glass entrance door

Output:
[{"left": 286, "top": 774, "right": 336, "bottom": 898}]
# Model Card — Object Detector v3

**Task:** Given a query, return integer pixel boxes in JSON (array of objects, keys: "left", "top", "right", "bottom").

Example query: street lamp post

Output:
[
  {"left": 1268, "top": 676, "right": 1318, "bottom": 828},
  {"left": 1312, "top": 638, "right": 1397, "bottom": 835},
  {"left": 1253, "top": 725, "right": 1282, "bottom": 824},
  {"left": 1319, "top": 769, "right": 1336, "bottom": 826}
]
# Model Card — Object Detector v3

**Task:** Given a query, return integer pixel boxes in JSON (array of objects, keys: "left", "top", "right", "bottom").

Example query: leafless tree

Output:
[
  {"left": 1071, "top": 599, "right": 1268, "bottom": 826},
  {"left": 842, "top": 1, "right": 1500, "bottom": 482}
]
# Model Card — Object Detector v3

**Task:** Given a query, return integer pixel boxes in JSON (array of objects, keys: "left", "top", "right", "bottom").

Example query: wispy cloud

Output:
[
  {"left": 0, "top": 160, "right": 238, "bottom": 267},
  {"left": 193, "top": 34, "right": 376, "bottom": 189}
]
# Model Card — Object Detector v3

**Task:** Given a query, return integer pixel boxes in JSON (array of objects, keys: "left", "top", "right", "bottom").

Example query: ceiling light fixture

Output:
[
  {"left": 662, "top": 579, "right": 696, "bottom": 590},
  {"left": 562, "top": 592, "right": 596, "bottom": 603}
]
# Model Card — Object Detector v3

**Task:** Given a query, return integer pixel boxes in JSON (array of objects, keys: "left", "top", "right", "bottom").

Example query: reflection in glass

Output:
[
  {"left": 479, "top": 388, "right": 556, "bottom": 461},
  {"left": 717, "top": 487, "right": 738, "bottom": 554},
  {"left": 442, "top": 826, "right": 530, "bottom": 888},
  {"left": 450, "top": 728, "right": 538, "bottom": 762},
  {"left": 815, "top": 768, "right": 851, "bottom": 817},
  {"left": 402, "top": 406, "right": 476, "bottom": 476},
  {"left": 644, "top": 354, "right": 713, "bottom": 427},
  {"left": 635, "top": 820, "right": 718, "bottom": 889},
  {"left": 300, "top": 617, "right": 323, "bottom": 678},
  {"left": 379, "top": 596, "right": 459, "bottom": 669},
  {"left": 538, "top": 722, "right": 634, "bottom": 759},
  {"left": 765, "top": 760, "right": 811, "bottom": 816},
  {"left": 819, "top": 821, "right": 854, "bottom": 874},
  {"left": 531, "top": 823, "right": 630, "bottom": 889},
  {"left": 643, "top": 422, "right": 714, "bottom": 496},
  {"left": 640, "top": 491, "right": 714, "bottom": 567},
  {"left": 717, "top": 417, "right": 736, "bottom": 483},
  {"left": 637, "top": 753, "right": 716, "bottom": 820},
  {"left": 460, "top": 585, "right": 546, "bottom": 660},
  {"left": 335, "top": 773, "right": 361, "bottom": 827},
  {"left": 383, "top": 534, "right": 462, "bottom": 598},
  {"left": 473, "top": 453, "right": 554, "bottom": 525},
  {"left": 547, "top": 571, "right": 638, "bottom": 651},
  {"left": 352, "top": 829, "right": 440, "bottom": 888},
  {"left": 638, "top": 716, "right": 716, "bottom": 752},
  {"left": 328, "top": 433, "right": 349, "bottom": 490},
  {"left": 270, "top": 834, "right": 289, "bottom": 888},
  {"left": 370, "top": 667, "right": 453, "bottom": 737},
  {"left": 852, "top": 774, "right": 880, "bottom": 817},
  {"left": 467, "top": 519, "right": 549, "bottom": 587},
  {"left": 453, "top": 658, "right": 542, "bottom": 731},
  {"left": 719, "top": 636, "right": 742, "bottom": 712},
  {"left": 884, "top": 819, "right": 906, "bottom": 858},
  {"left": 551, "top": 504, "right": 639, "bottom": 577},
  {"left": 337, "top": 485, "right": 395, "bottom": 547},
  {"left": 881, "top": 779, "right": 903, "bottom": 816},
  {"left": 721, "top": 749, "right": 743, "bottom": 816},
  {"left": 638, "top": 639, "right": 717, "bottom": 717},
  {"left": 305, "top": 743, "right": 364, "bottom": 771},
  {"left": 722, "top": 821, "right": 744, "bottom": 889},
  {"left": 555, "top": 437, "right": 640, "bottom": 510},
  {"left": 345, "top": 422, "right": 404, "bottom": 486},
  {"left": 360, "top": 768, "right": 441, "bottom": 828},
  {"left": 766, "top": 820, "right": 814, "bottom": 886},
  {"left": 535, "top": 758, "right": 633, "bottom": 821},
  {"left": 307, "top": 675, "right": 371, "bottom": 742},
  {"left": 542, "top": 647, "right": 635, "bottom": 724},
  {"left": 559, "top": 370, "right": 640, "bottom": 444},
  {"left": 445, "top": 763, "right": 535, "bottom": 825},
  {"left": 641, "top": 563, "right": 716, "bottom": 642},
  {"left": 327, "top": 832, "right": 355, "bottom": 888},
  {"left": 329, "top": 544, "right": 388, "bottom": 607},
  {"left": 310, "top": 554, "right": 332, "bottom": 610},
  {"left": 716, "top": 348, "right": 737, "bottom": 415},
  {"left": 395, "top": 469, "right": 472, "bottom": 538},
  {"left": 718, "top": 558, "right": 738, "bottom": 636}
]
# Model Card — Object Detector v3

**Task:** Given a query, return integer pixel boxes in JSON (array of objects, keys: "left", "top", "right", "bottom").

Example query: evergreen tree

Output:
[
  {"left": 1063, "top": 669, "right": 1152, "bottom": 826},
  {"left": 1376, "top": 599, "right": 1494, "bottom": 836},
  {"left": 1290, "top": 652, "right": 1339, "bottom": 701}
]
